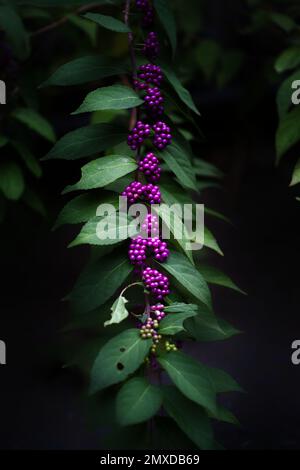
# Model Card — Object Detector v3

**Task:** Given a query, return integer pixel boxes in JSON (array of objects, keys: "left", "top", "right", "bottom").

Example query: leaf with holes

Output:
[
  {"left": 116, "top": 377, "right": 162, "bottom": 426},
  {"left": 90, "top": 329, "right": 152, "bottom": 393}
]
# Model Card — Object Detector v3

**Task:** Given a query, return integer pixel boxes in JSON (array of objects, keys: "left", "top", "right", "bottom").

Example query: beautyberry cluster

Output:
[
  {"left": 144, "top": 32, "right": 160, "bottom": 60},
  {"left": 135, "top": 0, "right": 154, "bottom": 27},
  {"left": 153, "top": 121, "right": 172, "bottom": 150},
  {"left": 138, "top": 64, "right": 163, "bottom": 87},
  {"left": 129, "top": 236, "right": 169, "bottom": 266},
  {"left": 139, "top": 152, "right": 161, "bottom": 182},
  {"left": 142, "top": 267, "right": 170, "bottom": 300},
  {"left": 151, "top": 303, "right": 166, "bottom": 321},
  {"left": 144, "top": 86, "right": 164, "bottom": 118},
  {"left": 122, "top": 182, "right": 161, "bottom": 205},
  {"left": 127, "top": 121, "right": 151, "bottom": 151}
]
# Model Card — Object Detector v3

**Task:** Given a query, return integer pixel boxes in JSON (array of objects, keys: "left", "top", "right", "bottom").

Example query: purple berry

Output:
[
  {"left": 144, "top": 32, "right": 160, "bottom": 60},
  {"left": 151, "top": 303, "right": 166, "bottom": 321},
  {"left": 139, "top": 152, "right": 161, "bottom": 183},
  {"left": 127, "top": 121, "right": 151, "bottom": 151},
  {"left": 141, "top": 214, "right": 159, "bottom": 237},
  {"left": 122, "top": 181, "right": 144, "bottom": 204},
  {"left": 142, "top": 267, "right": 170, "bottom": 300},
  {"left": 128, "top": 236, "right": 148, "bottom": 266},
  {"left": 152, "top": 121, "right": 172, "bottom": 150},
  {"left": 138, "top": 64, "right": 163, "bottom": 87}
]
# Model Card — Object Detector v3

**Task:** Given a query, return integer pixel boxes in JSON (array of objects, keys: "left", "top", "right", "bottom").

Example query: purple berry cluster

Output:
[
  {"left": 122, "top": 2, "right": 175, "bottom": 360},
  {"left": 122, "top": 182, "right": 161, "bottom": 205},
  {"left": 142, "top": 267, "right": 170, "bottom": 300},
  {"left": 144, "top": 32, "right": 160, "bottom": 60},
  {"left": 139, "top": 152, "right": 161, "bottom": 183}
]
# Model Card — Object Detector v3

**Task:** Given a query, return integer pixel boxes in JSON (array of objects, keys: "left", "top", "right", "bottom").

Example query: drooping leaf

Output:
[
  {"left": 193, "top": 158, "right": 223, "bottom": 179},
  {"left": 0, "top": 4, "right": 30, "bottom": 60},
  {"left": 43, "top": 123, "right": 127, "bottom": 161},
  {"left": 199, "top": 264, "right": 246, "bottom": 294},
  {"left": 63, "top": 155, "right": 137, "bottom": 193},
  {"left": 54, "top": 192, "right": 118, "bottom": 229},
  {"left": 116, "top": 377, "right": 162, "bottom": 426},
  {"left": 104, "top": 294, "right": 129, "bottom": 327},
  {"left": 203, "top": 227, "right": 223, "bottom": 255},
  {"left": 186, "top": 311, "right": 241, "bottom": 342},
  {"left": 90, "top": 329, "right": 152, "bottom": 393},
  {"left": 158, "top": 352, "right": 216, "bottom": 414},
  {"left": 160, "top": 144, "right": 198, "bottom": 191},
  {"left": 73, "top": 85, "right": 143, "bottom": 114},
  {"left": 276, "top": 107, "right": 300, "bottom": 163},
  {"left": 275, "top": 47, "right": 300, "bottom": 73},
  {"left": 69, "top": 252, "right": 133, "bottom": 313},
  {"left": 12, "top": 108, "right": 56, "bottom": 142},
  {"left": 161, "top": 63, "right": 200, "bottom": 115},
  {"left": 159, "top": 250, "right": 212, "bottom": 310},
  {"left": 0, "top": 161, "right": 25, "bottom": 200},
  {"left": 159, "top": 310, "right": 198, "bottom": 335},
  {"left": 41, "top": 55, "right": 127, "bottom": 87},
  {"left": 83, "top": 12, "right": 131, "bottom": 33},
  {"left": 154, "top": 0, "right": 177, "bottom": 56},
  {"left": 290, "top": 158, "right": 300, "bottom": 186},
  {"left": 163, "top": 387, "right": 214, "bottom": 450}
]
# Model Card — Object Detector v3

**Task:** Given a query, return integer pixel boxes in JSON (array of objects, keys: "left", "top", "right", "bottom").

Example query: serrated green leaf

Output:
[
  {"left": 12, "top": 108, "right": 55, "bottom": 142},
  {"left": 163, "top": 387, "right": 214, "bottom": 450},
  {"left": 276, "top": 107, "right": 300, "bottom": 163},
  {"left": 41, "top": 55, "right": 127, "bottom": 88},
  {"left": 73, "top": 85, "right": 143, "bottom": 114},
  {"left": 275, "top": 47, "right": 300, "bottom": 74},
  {"left": 159, "top": 250, "right": 212, "bottom": 310},
  {"left": 158, "top": 352, "right": 216, "bottom": 414},
  {"left": 116, "top": 377, "right": 162, "bottom": 426},
  {"left": 43, "top": 123, "right": 127, "bottom": 161},
  {"left": 70, "top": 252, "right": 133, "bottom": 313},
  {"left": 0, "top": 161, "right": 25, "bottom": 200},
  {"left": 154, "top": 0, "right": 177, "bottom": 56},
  {"left": 90, "top": 329, "right": 152, "bottom": 393},
  {"left": 83, "top": 12, "right": 130, "bottom": 33},
  {"left": 63, "top": 155, "right": 137, "bottom": 193},
  {"left": 164, "top": 302, "right": 198, "bottom": 314}
]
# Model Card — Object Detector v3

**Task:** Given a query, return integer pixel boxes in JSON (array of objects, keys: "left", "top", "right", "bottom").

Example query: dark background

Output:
[{"left": 1, "top": 0, "right": 300, "bottom": 450}]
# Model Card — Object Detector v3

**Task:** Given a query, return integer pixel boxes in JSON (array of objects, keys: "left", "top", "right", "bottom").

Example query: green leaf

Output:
[
  {"left": 158, "top": 352, "right": 216, "bottom": 414},
  {"left": 154, "top": 0, "right": 177, "bottom": 56},
  {"left": 199, "top": 264, "right": 245, "bottom": 294},
  {"left": 0, "top": 4, "right": 30, "bottom": 60},
  {"left": 63, "top": 155, "right": 137, "bottom": 193},
  {"left": 12, "top": 108, "right": 56, "bottom": 142},
  {"left": 67, "top": 14, "right": 98, "bottom": 46},
  {"left": 69, "top": 212, "right": 137, "bottom": 247},
  {"left": 161, "top": 63, "right": 200, "bottom": 115},
  {"left": 164, "top": 302, "right": 198, "bottom": 314},
  {"left": 277, "top": 69, "right": 300, "bottom": 119},
  {"left": 269, "top": 12, "right": 296, "bottom": 33},
  {"left": 83, "top": 12, "right": 131, "bottom": 33},
  {"left": 13, "top": 142, "right": 42, "bottom": 178},
  {"left": 0, "top": 161, "right": 25, "bottom": 200},
  {"left": 104, "top": 294, "right": 129, "bottom": 327},
  {"left": 90, "top": 329, "right": 152, "bottom": 393},
  {"left": 204, "top": 227, "right": 223, "bottom": 255},
  {"left": 41, "top": 55, "right": 127, "bottom": 87},
  {"left": 209, "top": 404, "right": 239, "bottom": 426},
  {"left": 54, "top": 192, "right": 118, "bottom": 229},
  {"left": 73, "top": 85, "right": 143, "bottom": 114},
  {"left": 22, "top": 187, "right": 46, "bottom": 216},
  {"left": 70, "top": 252, "right": 133, "bottom": 313},
  {"left": 195, "top": 40, "right": 221, "bottom": 80},
  {"left": 159, "top": 310, "right": 198, "bottom": 335},
  {"left": 186, "top": 312, "right": 241, "bottom": 342},
  {"left": 159, "top": 250, "right": 212, "bottom": 310},
  {"left": 116, "top": 377, "right": 162, "bottom": 426},
  {"left": 163, "top": 387, "right": 214, "bottom": 450},
  {"left": 44, "top": 123, "right": 127, "bottom": 161},
  {"left": 160, "top": 144, "right": 198, "bottom": 191},
  {"left": 290, "top": 158, "right": 300, "bottom": 186},
  {"left": 275, "top": 47, "right": 300, "bottom": 73},
  {"left": 276, "top": 107, "right": 300, "bottom": 163},
  {"left": 193, "top": 158, "right": 223, "bottom": 179}
]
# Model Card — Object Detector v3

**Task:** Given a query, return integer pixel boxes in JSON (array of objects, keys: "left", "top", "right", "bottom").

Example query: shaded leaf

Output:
[
  {"left": 12, "top": 108, "right": 55, "bottom": 142},
  {"left": 73, "top": 85, "right": 143, "bottom": 114},
  {"left": 276, "top": 107, "right": 300, "bottom": 163},
  {"left": 0, "top": 161, "right": 24, "bottom": 200},
  {"left": 83, "top": 12, "right": 131, "bottom": 33},
  {"left": 154, "top": 0, "right": 177, "bottom": 55}
]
